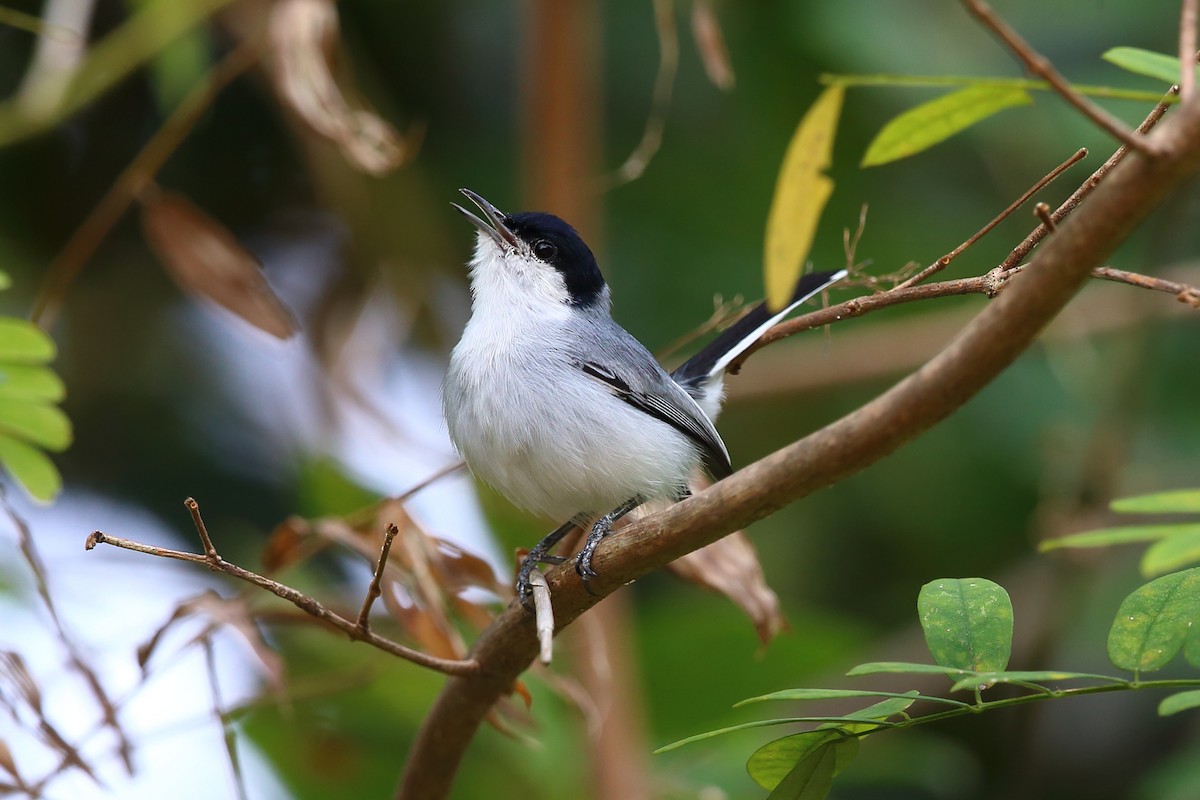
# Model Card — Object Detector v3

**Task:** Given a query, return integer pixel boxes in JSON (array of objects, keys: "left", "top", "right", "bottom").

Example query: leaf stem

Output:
[{"left": 820, "top": 73, "right": 1174, "bottom": 104}]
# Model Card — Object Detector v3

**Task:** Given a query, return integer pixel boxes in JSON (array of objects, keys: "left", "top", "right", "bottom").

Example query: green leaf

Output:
[
  {"left": 0, "top": 398, "right": 72, "bottom": 451},
  {"left": 1112, "top": 490, "right": 1200, "bottom": 515},
  {"left": 0, "top": 364, "right": 66, "bottom": 402},
  {"left": 846, "top": 661, "right": 976, "bottom": 678},
  {"left": 654, "top": 718, "right": 820, "bottom": 754},
  {"left": 0, "top": 0, "right": 242, "bottom": 148},
  {"left": 918, "top": 578, "right": 1013, "bottom": 672},
  {"left": 763, "top": 85, "right": 843, "bottom": 311},
  {"left": 736, "top": 688, "right": 942, "bottom": 707},
  {"left": 949, "top": 670, "right": 1126, "bottom": 693},
  {"left": 1107, "top": 568, "right": 1200, "bottom": 672},
  {"left": 766, "top": 741, "right": 836, "bottom": 800},
  {"left": 1142, "top": 530, "right": 1200, "bottom": 577},
  {"left": 841, "top": 692, "right": 919, "bottom": 723},
  {"left": 749, "top": 732, "right": 858, "bottom": 791},
  {"left": 1103, "top": 47, "right": 1198, "bottom": 86},
  {"left": 0, "top": 433, "right": 62, "bottom": 502},
  {"left": 1039, "top": 524, "right": 1188, "bottom": 552},
  {"left": 0, "top": 270, "right": 10, "bottom": 291},
  {"left": 0, "top": 318, "right": 55, "bottom": 363},
  {"left": 861, "top": 84, "right": 1031, "bottom": 167},
  {"left": 1159, "top": 689, "right": 1200, "bottom": 717}
]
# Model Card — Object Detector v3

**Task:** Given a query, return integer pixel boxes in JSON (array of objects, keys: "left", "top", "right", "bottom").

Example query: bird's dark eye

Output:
[{"left": 532, "top": 239, "right": 557, "bottom": 260}]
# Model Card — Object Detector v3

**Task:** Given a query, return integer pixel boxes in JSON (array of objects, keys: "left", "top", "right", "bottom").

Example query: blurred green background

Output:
[{"left": 1, "top": 1, "right": 1198, "bottom": 798}]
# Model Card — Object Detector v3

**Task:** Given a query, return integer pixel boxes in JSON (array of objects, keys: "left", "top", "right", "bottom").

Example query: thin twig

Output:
[
  {"left": 84, "top": 514, "right": 480, "bottom": 678},
  {"left": 202, "top": 638, "right": 249, "bottom": 800},
  {"left": 31, "top": 39, "right": 261, "bottom": 329},
  {"left": 395, "top": 462, "right": 465, "bottom": 503},
  {"left": 844, "top": 204, "right": 870, "bottom": 274},
  {"left": 356, "top": 523, "right": 399, "bottom": 632},
  {"left": 185, "top": 496, "right": 219, "bottom": 562},
  {"left": 657, "top": 295, "right": 747, "bottom": 363},
  {"left": 1182, "top": 0, "right": 1198, "bottom": 102},
  {"left": 1092, "top": 266, "right": 1200, "bottom": 306},
  {"left": 896, "top": 147, "right": 1087, "bottom": 289},
  {"left": 0, "top": 492, "right": 134, "bottom": 774},
  {"left": 960, "top": 0, "right": 1153, "bottom": 155},
  {"left": 603, "top": 0, "right": 678, "bottom": 187},
  {"left": 999, "top": 92, "right": 1176, "bottom": 271},
  {"left": 1033, "top": 202, "right": 1056, "bottom": 231}
]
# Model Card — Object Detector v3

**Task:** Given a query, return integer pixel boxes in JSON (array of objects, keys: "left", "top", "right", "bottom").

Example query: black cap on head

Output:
[{"left": 506, "top": 212, "right": 606, "bottom": 307}]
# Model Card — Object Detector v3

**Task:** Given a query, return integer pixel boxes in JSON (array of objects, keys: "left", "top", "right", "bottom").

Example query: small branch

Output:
[
  {"left": 185, "top": 496, "right": 219, "bottom": 562},
  {"left": 961, "top": 0, "right": 1154, "bottom": 155},
  {"left": 1182, "top": 0, "right": 1198, "bottom": 102},
  {"left": 31, "top": 39, "right": 261, "bottom": 329},
  {"left": 356, "top": 523, "right": 399, "bottom": 632},
  {"left": 1093, "top": 266, "right": 1200, "bottom": 306},
  {"left": 1033, "top": 202, "right": 1056, "bottom": 232},
  {"left": 728, "top": 269, "right": 1017, "bottom": 374},
  {"left": 0, "top": 492, "right": 133, "bottom": 774},
  {"left": 603, "top": 0, "right": 678, "bottom": 187},
  {"left": 202, "top": 638, "right": 249, "bottom": 800},
  {"left": 85, "top": 513, "right": 480, "bottom": 678},
  {"left": 896, "top": 147, "right": 1086, "bottom": 289},
  {"left": 1000, "top": 93, "right": 1175, "bottom": 271}
]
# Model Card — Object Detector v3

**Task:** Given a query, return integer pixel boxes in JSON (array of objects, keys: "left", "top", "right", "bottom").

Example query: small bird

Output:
[{"left": 443, "top": 189, "right": 844, "bottom": 605}]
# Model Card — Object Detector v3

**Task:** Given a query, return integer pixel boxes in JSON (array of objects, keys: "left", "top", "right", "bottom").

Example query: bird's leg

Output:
[
  {"left": 576, "top": 497, "right": 644, "bottom": 593},
  {"left": 517, "top": 517, "right": 585, "bottom": 609}
]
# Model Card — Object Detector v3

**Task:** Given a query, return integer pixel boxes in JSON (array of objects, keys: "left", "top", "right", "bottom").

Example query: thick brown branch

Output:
[{"left": 396, "top": 84, "right": 1200, "bottom": 800}]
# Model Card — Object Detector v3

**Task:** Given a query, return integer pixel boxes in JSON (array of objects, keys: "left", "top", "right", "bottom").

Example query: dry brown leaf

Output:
[
  {"left": 0, "top": 738, "right": 19, "bottom": 783},
  {"left": 140, "top": 188, "right": 298, "bottom": 339},
  {"left": 0, "top": 652, "right": 41, "bottom": 713},
  {"left": 267, "top": 0, "right": 412, "bottom": 174},
  {"left": 691, "top": 0, "right": 735, "bottom": 90},
  {"left": 668, "top": 531, "right": 787, "bottom": 645},
  {"left": 0, "top": 651, "right": 97, "bottom": 783},
  {"left": 138, "top": 590, "right": 285, "bottom": 694},
  {"left": 268, "top": 499, "right": 504, "bottom": 662}
]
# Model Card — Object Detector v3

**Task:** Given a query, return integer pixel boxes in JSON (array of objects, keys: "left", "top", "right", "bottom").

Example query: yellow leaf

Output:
[{"left": 764, "top": 85, "right": 844, "bottom": 311}]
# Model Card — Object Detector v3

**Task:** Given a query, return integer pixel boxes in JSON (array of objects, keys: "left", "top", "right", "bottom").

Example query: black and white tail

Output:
[{"left": 671, "top": 269, "right": 847, "bottom": 420}]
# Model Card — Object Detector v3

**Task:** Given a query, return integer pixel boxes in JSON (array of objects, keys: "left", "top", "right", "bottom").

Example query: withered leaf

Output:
[
  {"left": 267, "top": 0, "right": 412, "bottom": 174},
  {"left": 268, "top": 498, "right": 504, "bottom": 662},
  {"left": 140, "top": 188, "right": 298, "bottom": 339},
  {"left": 669, "top": 531, "right": 787, "bottom": 645},
  {"left": 138, "top": 590, "right": 285, "bottom": 694},
  {"left": 691, "top": 0, "right": 735, "bottom": 90},
  {"left": 0, "top": 738, "right": 18, "bottom": 783}
]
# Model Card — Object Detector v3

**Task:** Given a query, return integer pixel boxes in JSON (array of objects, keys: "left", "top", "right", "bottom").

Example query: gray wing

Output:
[{"left": 569, "top": 323, "right": 732, "bottom": 479}]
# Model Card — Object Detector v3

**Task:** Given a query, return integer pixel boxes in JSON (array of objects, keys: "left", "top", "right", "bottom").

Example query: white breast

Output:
[{"left": 443, "top": 307, "right": 699, "bottom": 521}]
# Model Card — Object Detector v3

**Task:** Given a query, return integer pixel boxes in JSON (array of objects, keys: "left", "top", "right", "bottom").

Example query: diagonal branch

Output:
[
  {"left": 395, "top": 81, "right": 1200, "bottom": 800},
  {"left": 961, "top": 0, "right": 1154, "bottom": 155}
]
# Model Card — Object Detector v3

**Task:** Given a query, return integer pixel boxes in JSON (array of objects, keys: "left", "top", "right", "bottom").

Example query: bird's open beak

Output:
[{"left": 453, "top": 188, "right": 519, "bottom": 250}]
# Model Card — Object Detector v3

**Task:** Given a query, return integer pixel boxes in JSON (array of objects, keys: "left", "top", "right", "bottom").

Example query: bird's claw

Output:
[
  {"left": 575, "top": 545, "right": 600, "bottom": 595},
  {"left": 516, "top": 553, "right": 540, "bottom": 611}
]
